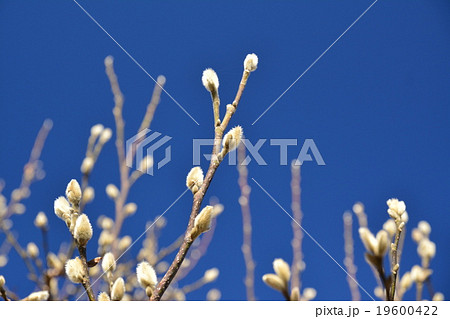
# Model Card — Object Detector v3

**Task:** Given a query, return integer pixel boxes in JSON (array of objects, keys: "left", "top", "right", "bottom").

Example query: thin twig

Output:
[
  {"left": 389, "top": 226, "right": 403, "bottom": 301},
  {"left": 237, "top": 142, "right": 256, "bottom": 301},
  {"left": 290, "top": 163, "right": 303, "bottom": 293},
  {"left": 343, "top": 212, "right": 360, "bottom": 301},
  {"left": 77, "top": 245, "right": 95, "bottom": 301}
]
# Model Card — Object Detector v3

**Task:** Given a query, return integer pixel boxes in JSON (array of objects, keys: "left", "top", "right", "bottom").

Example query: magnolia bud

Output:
[
  {"left": 27, "top": 242, "right": 39, "bottom": 259},
  {"left": 101, "top": 252, "right": 116, "bottom": 273},
  {"left": 65, "top": 257, "right": 86, "bottom": 283},
  {"left": 34, "top": 211, "right": 48, "bottom": 229},
  {"left": 191, "top": 206, "right": 214, "bottom": 239},
  {"left": 201, "top": 68, "right": 219, "bottom": 92},
  {"left": 273, "top": 258, "right": 291, "bottom": 284},
  {"left": 111, "top": 277, "right": 125, "bottom": 301},
  {"left": 106, "top": 184, "right": 119, "bottom": 200},
  {"left": 81, "top": 157, "right": 94, "bottom": 175},
  {"left": 24, "top": 291, "right": 49, "bottom": 301},
  {"left": 66, "top": 179, "right": 82, "bottom": 206},
  {"left": 54, "top": 196, "right": 71, "bottom": 221},
  {"left": 98, "top": 292, "right": 110, "bottom": 301},
  {"left": 262, "top": 274, "right": 286, "bottom": 292},
  {"left": 136, "top": 261, "right": 157, "bottom": 289},
  {"left": 222, "top": 126, "right": 243, "bottom": 153},
  {"left": 203, "top": 268, "right": 219, "bottom": 283},
  {"left": 186, "top": 167, "right": 204, "bottom": 194},
  {"left": 74, "top": 214, "right": 93, "bottom": 246},
  {"left": 244, "top": 53, "right": 258, "bottom": 72}
]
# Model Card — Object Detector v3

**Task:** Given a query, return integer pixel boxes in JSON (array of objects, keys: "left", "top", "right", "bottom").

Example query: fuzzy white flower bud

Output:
[
  {"left": 106, "top": 184, "right": 119, "bottom": 200},
  {"left": 417, "top": 238, "right": 436, "bottom": 260},
  {"left": 410, "top": 265, "right": 432, "bottom": 283},
  {"left": 186, "top": 167, "right": 204, "bottom": 194},
  {"left": 81, "top": 157, "right": 94, "bottom": 174},
  {"left": 206, "top": 288, "right": 221, "bottom": 301},
  {"left": 74, "top": 214, "right": 93, "bottom": 246},
  {"left": 118, "top": 236, "right": 132, "bottom": 251},
  {"left": 0, "top": 275, "right": 5, "bottom": 288},
  {"left": 27, "top": 242, "right": 39, "bottom": 259},
  {"left": 432, "top": 292, "right": 444, "bottom": 301},
  {"left": 375, "top": 230, "right": 389, "bottom": 257},
  {"left": 262, "top": 274, "right": 286, "bottom": 292},
  {"left": 358, "top": 227, "right": 378, "bottom": 256},
  {"left": 302, "top": 287, "right": 317, "bottom": 301},
  {"left": 203, "top": 268, "right": 219, "bottom": 283},
  {"left": 383, "top": 219, "right": 396, "bottom": 238},
  {"left": 98, "top": 292, "right": 110, "bottom": 301},
  {"left": 399, "top": 272, "right": 412, "bottom": 291},
  {"left": 124, "top": 202, "right": 137, "bottom": 216},
  {"left": 99, "top": 128, "right": 113, "bottom": 144},
  {"left": 66, "top": 179, "right": 82, "bottom": 206},
  {"left": 83, "top": 186, "right": 95, "bottom": 204},
  {"left": 202, "top": 68, "right": 219, "bottom": 92},
  {"left": 418, "top": 221, "right": 431, "bottom": 237},
  {"left": 137, "top": 261, "right": 157, "bottom": 293},
  {"left": 54, "top": 196, "right": 71, "bottom": 221},
  {"left": 222, "top": 126, "right": 243, "bottom": 152},
  {"left": 24, "top": 291, "right": 49, "bottom": 301},
  {"left": 101, "top": 252, "right": 116, "bottom": 273},
  {"left": 290, "top": 287, "right": 300, "bottom": 301},
  {"left": 65, "top": 257, "right": 86, "bottom": 283},
  {"left": 90, "top": 124, "right": 104, "bottom": 137},
  {"left": 191, "top": 206, "right": 214, "bottom": 239},
  {"left": 111, "top": 277, "right": 125, "bottom": 301},
  {"left": 244, "top": 53, "right": 258, "bottom": 72},
  {"left": 273, "top": 258, "right": 291, "bottom": 284},
  {"left": 34, "top": 211, "right": 48, "bottom": 229}
]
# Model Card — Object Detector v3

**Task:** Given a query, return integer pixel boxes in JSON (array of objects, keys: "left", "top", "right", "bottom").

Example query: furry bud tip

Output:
[
  {"left": 202, "top": 68, "right": 219, "bottom": 92},
  {"left": 74, "top": 214, "right": 93, "bottom": 246},
  {"left": 244, "top": 53, "right": 258, "bottom": 71},
  {"left": 186, "top": 166, "right": 204, "bottom": 194}
]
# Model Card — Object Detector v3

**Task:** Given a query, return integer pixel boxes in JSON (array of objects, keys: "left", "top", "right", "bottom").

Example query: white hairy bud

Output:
[
  {"left": 66, "top": 179, "right": 82, "bottom": 206},
  {"left": 244, "top": 53, "right": 258, "bottom": 72},
  {"left": 90, "top": 124, "right": 104, "bottom": 137},
  {"left": 111, "top": 277, "right": 125, "bottom": 301},
  {"left": 273, "top": 258, "right": 291, "bottom": 284},
  {"left": 101, "top": 252, "right": 116, "bottom": 273},
  {"left": 202, "top": 68, "right": 219, "bottom": 92},
  {"left": 136, "top": 261, "right": 157, "bottom": 289},
  {"left": 203, "top": 268, "right": 219, "bottom": 283},
  {"left": 222, "top": 126, "right": 243, "bottom": 152},
  {"left": 262, "top": 274, "right": 286, "bottom": 292},
  {"left": 81, "top": 157, "right": 94, "bottom": 175},
  {"left": 73, "top": 214, "right": 93, "bottom": 246},
  {"left": 34, "top": 211, "right": 48, "bottom": 229},
  {"left": 106, "top": 184, "right": 119, "bottom": 200},
  {"left": 186, "top": 167, "right": 204, "bottom": 194},
  {"left": 65, "top": 257, "right": 86, "bottom": 283},
  {"left": 191, "top": 206, "right": 214, "bottom": 239},
  {"left": 54, "top": 196, "right": 71, "bottom": 221},
  {"left": 24, "top": 291, "right": 49, "bottom": 301},
  {"left": 98, "top": 292, "right": 110, "bottom": 301},
  {"left": 27, "top": 242, "right": 39, "bottom": 259}
]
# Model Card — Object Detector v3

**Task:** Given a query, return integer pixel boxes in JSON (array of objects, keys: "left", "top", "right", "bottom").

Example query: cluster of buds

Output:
[
  {"left": 412, "top": 221, "right": 436, "bottom": 264},
  {"left": 387, "top": 198, "right": 408, "bottom": 226},
  {"left": 54, "top": 179, "right": 93, "bottom": 247},
  {"left": 262, "top": 258, "right": 316, "bottom": 301},
  {"left": 358, "top": 228, "right": 389, "bottom": 258}
]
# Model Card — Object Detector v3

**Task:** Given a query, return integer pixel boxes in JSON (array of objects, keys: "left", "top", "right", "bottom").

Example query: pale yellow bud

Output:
[
  {"left": 302, "top": 288, "right": 317, "bottom": 301},
  {"left": 412, "top": 228, "right": 424, "bottom": 243},
  {"left": 417, "top": 238, "right": 436, "bottom": 260},
  {"left": 375, "top": 230, "right": 389, "bottom": 257},
  {"left": 191, "top": 206, "right": 214, "bottom": 239},
  {"left": 387, "top": 198, "right": 406, "bottom": 220},
  {"left": 83, "top": 186, "right": 95, "bottom": 204},
  {"left": 222, "top": 126, "right": 243, "bottom": 152},
  {"left": 34, "top": 211, "right": 48, "bottom": 229},
  {"left": 399, "top": 272, "right": 412, "bottom": 291},
  {"left": 124, "top": 202, "right": 137, "bottom": 216},
  {"left": 27, "top": 242, "right": 39, "bottom": 259},
  {"left": 358, "top": 227, "right": 378, "bottom": 256},
  {"left": 90, "top": 124, "right": 104, "bottom": 137},
  {"left": 24, "top": 291, "right": 49, "bottom": 301},
  {"left": 101, "top": 252, "right": 116, "bottom": 273},
  {"left": 290, "top": 287, "right": 300, "bottom": 301},
  {"left": 418, "top": 221, "right": 431, "bottom": 236},
  {"left": 74, "top": 214, "right": 93, "bottom": 246},
  {"left": 383, "top": 219, "right": 396, "bottom": 238},
  {"left": 201, "top": 68, "right": 219, "bottom": 92},
  {"left": 65, "top": 257, "right": 86, "bottom": 283},
  {"left": 106, "top": 184, "right": 119, "bottom": 200},
  {"left": 66, "top": 179, "right": 82, "bottom": 206},
  {"left": 206, "top": 289, "right": 221, "bottom": 301},
  {"left": 118, "top": 236, "right": 132, "bottom": 251},
  {"left": 0, "top": 275, "right": 5, "bottom": 288},
  {"left": 98, "top": 292, "right": 110, "bottom": 301},
  {"left": 410, "top": 265, "right": 432, "bottom": 283},
  {"left": 186, "top": 167, "right": 204, "bottom": 194},
  {"left": 54, "top": 196, "right": 71, "bottom": 221},
  {"left": 47, "top": 252, "right": 63, "bottom": 271},
  {"left": 432, "top": 292, "right": 444, "bottom": 301},
  {"left": 262, "top": 274, "right": 286, "bottom": 292},
  {"left": 273, "top": 258, "right": 291, "bottom": 284},
  {"left": 352, "top": 202, "right": 364, "bottom": 215},
  {"left": 99, "top": 128, "right": 112, "bottom": 144},
  {"left": 111, "top": 277, "right": 125, "bottom": 301},
  {"left": 98, "top": 230, "right": 114, "bottom": 247},
  {"left": 100, "top": 217, "right": 114, "bottom": 230},
  {"left": 81, "top": 157, "right": 94, "bottom": 174},
  {"left": 244, "top": 53, "right": 258, "bottom": 72},
  {"left": 136, "top": 261, "right": 157, "bottom": 289},
  {"left": 203, "top": 268, "right": 219, "bottom": 283},
  {"left": 139, "top": 155, "right": 153, "bottom": 173}
]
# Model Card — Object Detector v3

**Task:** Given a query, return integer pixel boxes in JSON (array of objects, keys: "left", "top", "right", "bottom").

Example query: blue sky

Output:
[{"left": 0, "top": 1, "right": 449, "bottom": 300}]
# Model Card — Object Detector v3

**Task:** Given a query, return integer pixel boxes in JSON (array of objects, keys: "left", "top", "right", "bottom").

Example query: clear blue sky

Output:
[{"left": 0, "top": 1, "right": 449, "bottom": 300}]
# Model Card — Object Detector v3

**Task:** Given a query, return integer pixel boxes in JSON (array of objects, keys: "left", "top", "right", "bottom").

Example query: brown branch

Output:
[
  {"left": 77, "top": 245, "right": 95, "bottom": 301},
  {"left": 389, "top": 226, "right": 403, "bottom": 301}
]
